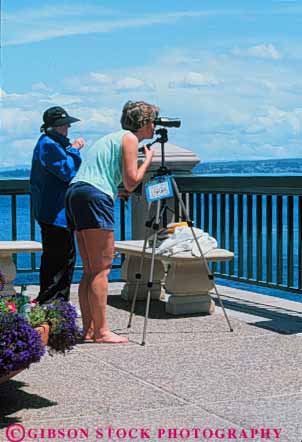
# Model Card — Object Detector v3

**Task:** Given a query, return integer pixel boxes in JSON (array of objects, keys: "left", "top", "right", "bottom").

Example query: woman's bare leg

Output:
[
  {"left": 80, "top": 228, "right": 128, "bottom": 343},
  {"left": 76, "top": 231, "right": 94, "bottom": 340}
]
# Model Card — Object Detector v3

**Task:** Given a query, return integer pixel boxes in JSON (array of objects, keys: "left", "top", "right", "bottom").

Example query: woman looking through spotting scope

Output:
[{"left": 65, "top": 100, "right": 158, "bottom": 343}]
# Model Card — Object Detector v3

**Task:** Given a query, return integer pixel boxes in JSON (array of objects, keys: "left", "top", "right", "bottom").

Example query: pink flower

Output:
[{"left": 6, "top": 301, "right": 17, "bottom": 313}]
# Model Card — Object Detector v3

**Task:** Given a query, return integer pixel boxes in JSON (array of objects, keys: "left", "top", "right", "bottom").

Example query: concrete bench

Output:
[
  {"left": 0, "top": 241, "right": 42, "bottom": 295},
  {"left": 115, "top": 240, "right": 234, "bottom": 315}
]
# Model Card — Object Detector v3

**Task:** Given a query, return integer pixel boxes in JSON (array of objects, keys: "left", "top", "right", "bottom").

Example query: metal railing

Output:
[
  {"left": 174, "top": 175, "right": 302, "bottom": 293},
  {"left": 1, "top": 176, "right": 302, "bottom": 294},
  {"left": 0, "top": 179, "right": 128, "bottom": 273}
]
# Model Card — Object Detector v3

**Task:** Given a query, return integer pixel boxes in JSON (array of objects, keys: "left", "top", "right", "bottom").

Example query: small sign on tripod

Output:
[{"left": 145, "top": 176, "right": 174, "bottom": 203}]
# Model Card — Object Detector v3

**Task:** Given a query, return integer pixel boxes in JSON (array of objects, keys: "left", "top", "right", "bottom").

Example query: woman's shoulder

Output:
[
  {"left": 100, "top": 129, "right": 133, "bottom": 143},
  {"left": 91, "top": 129, "right": 136, "bottom": 150},
  {"left": 122, "top": 130, "right": 136, "bottom": 141}
]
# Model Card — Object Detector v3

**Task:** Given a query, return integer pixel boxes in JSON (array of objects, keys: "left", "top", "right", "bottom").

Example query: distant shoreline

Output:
[{"left": 2, "top": 157, "right": 302, "bottom": 178}]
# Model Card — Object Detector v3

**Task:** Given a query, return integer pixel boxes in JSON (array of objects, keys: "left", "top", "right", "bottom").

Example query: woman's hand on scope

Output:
[
  {"left": 117, "top": 188, "right": 130, "bottom": 200},
  {"left": 143, "top": 145, "right": 155, "bottom": 163}
]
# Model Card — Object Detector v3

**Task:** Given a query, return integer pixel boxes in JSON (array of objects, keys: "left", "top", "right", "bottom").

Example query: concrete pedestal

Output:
[
  {"left": 0, "top": 241, "right": 42, "bottom": 296},
  {"left": 163, "top": 293, "right": 215, "bottom": 315},
  {"left": 165, "top": 261, "right": 214, "bottom": 294},
  {"left": 0, "top": 254, "right": 17, "bottom": 295},
  {"left": 164, "top": 260, "right": 215, "bottom": 314},
  {"left": 120, "top": 255, "right": 166, "bottom": 301}
]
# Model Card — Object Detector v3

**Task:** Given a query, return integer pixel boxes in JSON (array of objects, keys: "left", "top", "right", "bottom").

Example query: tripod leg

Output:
[
  {"left": 128, "top": 203, "right": 153, "bottom": 329},
  {"left": 142, "top": 199, "right": 161, "bottom": 345},
  {"left": 170, "top": 177, "right": 233, "bottom": 332}
]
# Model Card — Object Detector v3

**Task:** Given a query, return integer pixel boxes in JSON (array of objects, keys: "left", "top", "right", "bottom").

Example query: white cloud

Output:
[
  {"left": 0, "top": 87, "right": 86, "bottom": 166},
  {"left": 115, "top": 77, "right": 154, "bottom": 92},
  {"left": 31, "top": 82, "right": 52, "bottom": 92},
  {"left": 4, "top": 4, "right": 114, "bottom": 21},
  {"left": 246, "top": 106, "right": 302, "bottom": 135},
  {"left": 0, "top": 88, "right": 121, "bottom": 153},
  {"left": 0, "top": 107, "right": 40, "bottom": 136},
  {"left": 3, "top": 9, "right": 228, "bottom": 46},
  {"left": 1, "top": 88, "right": 82, "bottom": 110},
  {"left": 64, "top": 73, "right": 113, "bottom": 94},
  {"left": 232, "top": 44, "right": 281, "bottom": 60},
  {"left": 65, "top": 72, "right": 155, "bottom": 95},
  {"left": 79, "top": 108, "right": 118, "bottom": 131},
  {"left": 0, "top": 88, "right": 7, "bottom": 99},
  {"left": 89, "top": 72, "right": 112, "bottom": 85},
  {"left": 157, "top": 51, "right": 201, "bottom": 66},
  {"left": 169, "top": 71, "right": 221, "bottom": 89},
  {"left": 0, "top": 137, "right": 38, "bottom": 168},
  {"left": 43, "top": 93, "right": 83, "bottom": 106}
]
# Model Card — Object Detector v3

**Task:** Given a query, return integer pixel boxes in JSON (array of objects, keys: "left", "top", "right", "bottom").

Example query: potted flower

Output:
[
  {"left": 45, "top": 300, "right": 81, "bottom": 355},
  {"left": 0, "top": 309, "right": 45, "bottom": 383},
  {"left": 27, "top": 303, "right": 50, "bottom": 346},
  {"left": 0, "top": 269, "right": 81, "bottom": 384}
]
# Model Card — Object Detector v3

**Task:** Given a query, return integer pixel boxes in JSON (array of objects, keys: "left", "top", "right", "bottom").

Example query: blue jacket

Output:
[{"left": 30, "top": 131, "right": 82, "bottom": 228}]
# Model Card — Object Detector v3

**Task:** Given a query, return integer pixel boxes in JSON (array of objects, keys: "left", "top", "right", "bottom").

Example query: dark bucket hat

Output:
[{"left": 40, "top": 106, "right": 80, "bottom": 131}]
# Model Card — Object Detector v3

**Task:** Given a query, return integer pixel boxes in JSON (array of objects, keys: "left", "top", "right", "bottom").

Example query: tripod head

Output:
[
  {"left": 154, "top": 127, "right": 168, "bottom": 143},
  {"left": 138, "top": 128, "right": 170, "bottom": 175},
  {"left": 153, "top": 128, "right": 170, "bottom": 175}
]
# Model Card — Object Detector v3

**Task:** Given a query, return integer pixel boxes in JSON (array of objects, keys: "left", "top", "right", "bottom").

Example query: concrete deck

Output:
[{"left": 1, "top": 282, "right": 302, "bottom": 442}]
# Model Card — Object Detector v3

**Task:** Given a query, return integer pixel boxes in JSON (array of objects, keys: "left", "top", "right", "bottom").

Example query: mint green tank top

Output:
[{"left": 71, "top": 129, "right": 130, "bottom": 200}]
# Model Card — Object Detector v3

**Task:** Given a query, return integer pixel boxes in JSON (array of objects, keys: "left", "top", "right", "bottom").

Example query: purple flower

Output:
[
  {"left": 0, "top": 312, "right": 45, "bottom": 377},
  {"left": 45, "top": 301, "right": 81, "bottom": 355}
]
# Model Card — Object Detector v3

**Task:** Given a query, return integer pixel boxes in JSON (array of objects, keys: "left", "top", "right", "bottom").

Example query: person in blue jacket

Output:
[{"left": 30, "top": 106, "right": 85, "bottom": 304}]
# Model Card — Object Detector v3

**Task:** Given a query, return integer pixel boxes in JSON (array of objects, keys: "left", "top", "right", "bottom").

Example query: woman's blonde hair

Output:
[{"left": 121, "top": 101, "right": 159, "bottom": 132}]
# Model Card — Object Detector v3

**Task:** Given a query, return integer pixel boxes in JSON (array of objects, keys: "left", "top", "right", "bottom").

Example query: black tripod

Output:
[{"left": 128, "top": 128, "right": 233, "bottom": 345}]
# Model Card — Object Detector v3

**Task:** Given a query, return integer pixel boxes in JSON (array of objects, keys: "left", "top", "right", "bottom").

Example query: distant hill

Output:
[
  {"left": 0, "top": 168, "right": 30, "bottom": 178},
  {"left": 193, "top": 158, "right": 302, "bottom": 175},
  {"left": 1, "top": 158, "right": 302, "bottom": 179}
]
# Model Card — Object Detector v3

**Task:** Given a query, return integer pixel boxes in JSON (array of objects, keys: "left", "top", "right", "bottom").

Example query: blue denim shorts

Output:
[{"left": 65, "top": 182, "right": 114, "bottom": 231}]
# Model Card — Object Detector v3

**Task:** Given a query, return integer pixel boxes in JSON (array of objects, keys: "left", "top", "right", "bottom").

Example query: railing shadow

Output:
[
  {"left": 213, "top": 296, "right": 302, "bottom": 335},
  {"left": 107, "top": 292, "right": 302, "bottom": 334},
  {"left": 0, "top": 380, "right": 56, "bottom": 428},
  {"left": 108, "top": 293, "right": 213, "bottom": 320}
]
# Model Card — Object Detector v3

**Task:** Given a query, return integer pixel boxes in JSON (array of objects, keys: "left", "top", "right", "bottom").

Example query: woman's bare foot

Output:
[
  {"left": 82, "top": 336, "right": 94, "bottom": 342},
  {"left": 82, "top": 328, "right": 95, "bottom": 342},
  {"left": 94, "top": 331, "right": 128, "bottom": 344}
]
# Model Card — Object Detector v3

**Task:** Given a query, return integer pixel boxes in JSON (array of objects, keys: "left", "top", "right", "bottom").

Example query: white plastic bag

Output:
[{"left": 156, "top": 227, "right": 217, "bottom": 256}]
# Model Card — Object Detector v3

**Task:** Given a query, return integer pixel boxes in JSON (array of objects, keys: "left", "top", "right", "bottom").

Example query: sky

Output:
[{"left": 1, "top": 0, "right": 302, "bottom": 167}]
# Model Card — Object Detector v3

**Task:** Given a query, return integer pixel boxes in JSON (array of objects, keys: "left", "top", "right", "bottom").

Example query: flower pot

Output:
[
  {"left": 35, "top": 323, "right": 50, "bottom": 346},
  {"left": 0, "top": 369, "right": 23, "bottom": 385}
]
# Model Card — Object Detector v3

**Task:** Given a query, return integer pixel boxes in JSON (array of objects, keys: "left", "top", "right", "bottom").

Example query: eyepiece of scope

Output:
[{"left": 154, "top": 117, "right": 181, "bottom": 128}]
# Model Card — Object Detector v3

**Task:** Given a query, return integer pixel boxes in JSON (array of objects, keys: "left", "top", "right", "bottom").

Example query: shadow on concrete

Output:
[
  {"left": 107, "top": 293, "right": 208, "bottom": 320},
  {"left": 107, "top": 292, "right": 302, "bottom": 334},
  {"left": 0, "top": 380, "right": 56, "bottom": 428},
  {"left": 213, "top": 296, "right": 302, "bottom": 335}
]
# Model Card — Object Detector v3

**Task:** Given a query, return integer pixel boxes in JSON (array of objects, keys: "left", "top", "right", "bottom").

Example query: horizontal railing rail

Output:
[
  {"left": 174, "top": 175, "right": 302, "bottom": 294},
  {"left": 175, "top": 175, "right": 302, "bottom": 195}
]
